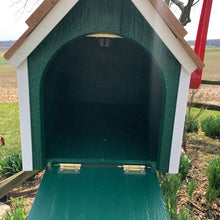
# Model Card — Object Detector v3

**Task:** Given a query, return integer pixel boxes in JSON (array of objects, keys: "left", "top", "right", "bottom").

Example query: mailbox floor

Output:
[{"left": 28, "top": 166, "right": 170, "bottom": 220}]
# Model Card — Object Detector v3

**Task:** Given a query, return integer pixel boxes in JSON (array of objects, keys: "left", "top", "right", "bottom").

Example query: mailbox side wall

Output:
[{"left": 27, "top": 0, "right": 181, "bottom": 171}]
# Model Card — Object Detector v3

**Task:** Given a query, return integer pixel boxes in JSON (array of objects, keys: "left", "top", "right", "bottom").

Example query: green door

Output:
[{"left": 28, "top": 165, "right": 170, "bottom": 220}]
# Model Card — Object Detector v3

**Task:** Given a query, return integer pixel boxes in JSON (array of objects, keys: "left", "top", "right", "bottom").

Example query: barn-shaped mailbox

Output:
[{"left": 5, "top": 0, "right": 204, "bottom": 219}]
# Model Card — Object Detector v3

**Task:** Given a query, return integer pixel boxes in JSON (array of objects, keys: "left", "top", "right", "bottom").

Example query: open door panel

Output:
[{"left": 28, "top": 166, "right": 170, "bottom": 220}]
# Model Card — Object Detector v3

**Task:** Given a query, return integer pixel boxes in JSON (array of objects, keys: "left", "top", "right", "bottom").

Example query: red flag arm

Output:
[{"left": 190, "top": 0, "right": 213, "bottom": 89}]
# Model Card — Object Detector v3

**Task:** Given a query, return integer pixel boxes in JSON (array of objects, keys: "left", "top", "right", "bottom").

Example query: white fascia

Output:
[
  {"left": 8, "top": 0, "right": 197, "bottom": 73},
  {"left": 17, "top": 59, "right": 33, "bottom": 171},
  {"left": 8, "top": 0, "right": 79, "bottom": 69},
  {"left": 169, "top": 67, "right": 191, "bottom": 173},
  {"left": 132, "top": 0, "right": 197, "bottom": 74}
]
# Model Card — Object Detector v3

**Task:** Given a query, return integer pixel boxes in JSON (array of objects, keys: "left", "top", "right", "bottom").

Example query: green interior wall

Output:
[
  {"left": 27, "top": 0, "right": 181, "bottom": 171},
  {"left": 43, "top": 37, "right": 163, "bottom": 165}
]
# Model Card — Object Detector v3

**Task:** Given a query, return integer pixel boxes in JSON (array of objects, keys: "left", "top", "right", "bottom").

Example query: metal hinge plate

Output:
[
  {"left": 121, "top": 165, "right": 146, "bottom": 174},
  {"left": 59, "top": 163, "right": 81, "bottom": 174}
]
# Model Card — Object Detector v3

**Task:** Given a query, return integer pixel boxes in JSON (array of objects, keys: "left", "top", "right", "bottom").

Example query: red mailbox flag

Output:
[{"left": 189, "top": 0, "right": 213, "bottom": 89}]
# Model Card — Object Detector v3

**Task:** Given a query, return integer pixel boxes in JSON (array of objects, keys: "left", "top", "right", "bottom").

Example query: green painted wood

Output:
[
  {"left": 43, "top": 38, "right": 162, "bottom": 165},
  {"left": 28, "top": 166, "right": 170, "bottom": 220},
  {"left": 28, "top": 0, "right": 181, "bottom": 171}
]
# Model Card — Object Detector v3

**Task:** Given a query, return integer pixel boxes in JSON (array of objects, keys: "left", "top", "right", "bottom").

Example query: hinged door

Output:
[{"left": 28, "top": 165, "right": 170, "bottom": 220}]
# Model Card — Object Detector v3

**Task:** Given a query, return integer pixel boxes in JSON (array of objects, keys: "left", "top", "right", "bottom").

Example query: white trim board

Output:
[
  {"left": 8, "top": 0, "right": 198, "bottom": 73},
  {"left": 17, "top": 59, "right": 33, "bottom": 171},
  {"left": 8, "top": 0, "right": 79, "bottom": 69},
  {"left": 169, "top": 67, "right": 191, "bottom": 173},
  {"left": 131, "top": 0, "right": 197, "bottom": 74}
]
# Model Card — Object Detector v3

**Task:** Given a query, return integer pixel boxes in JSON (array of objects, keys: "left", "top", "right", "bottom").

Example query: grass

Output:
[
  {"left": 0, "top": 50, "right": 7, "bottom": 63},
  {"left": 0, "top": 103, "right": 21, "bottom": 160},
  {"left": 0, "top": 56, "right": 7, "bottom": 63},
  {"left": 0, "top": 104, "right": 218, "bottom": 160},
  {"left": 187, "top": 107, "right": 220, "bottom": 121},
  {"left": 205, "top": 49, "right": 220, "bottom": 58},
  {"left": 0, "top": 64, "right": 15, "bottom": 75},
  {"left": 205, "top": 48, "right": 220, "bottom": 52}
]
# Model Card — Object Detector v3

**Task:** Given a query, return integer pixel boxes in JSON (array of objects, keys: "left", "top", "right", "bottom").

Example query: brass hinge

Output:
[
  {"left": 59, "top": 163, "right": 81, "bottom": 174},
  {"left": 121, "top": 165, "right": 146, "bottom": 174}
]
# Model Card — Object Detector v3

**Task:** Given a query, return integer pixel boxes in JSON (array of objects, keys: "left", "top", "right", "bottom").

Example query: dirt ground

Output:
[
  {"left": 0, "top": 64, "right": 18, "bottom": 103},
  {"left": 0, "top": 50, "right": 219, "bottom": 218},
  {"left": 0, "top": 50, "right": 219, "bottom": 105},
  {"left": 1, "top": 134, "right": 220, "bottom": 219},
  {"left": 178, "top": 133, "right": 220, "bottom": 219}
]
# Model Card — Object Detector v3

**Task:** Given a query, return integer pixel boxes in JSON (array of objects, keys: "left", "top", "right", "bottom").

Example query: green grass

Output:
[
  {"left": 0, "top": 104, "right": 218, "bottom": 160},
  {"left": 0, "top": 103, "right": 21, "bottom": 159},
  {"left": 187, "top": 107, "right": 220, "bottom": 122},
  {"left": 0, "top": 56, "right": 7, "bottom": 63},
  {"left": 205, "top": 48, "right": 220, "bottom": 52},
  {"left": 0, "top": 50, "right": 7, "bottom": 63},
  {"left": 205, "top": 49, "right": 220, "bottom": 58},
  {"left": 0, "top": 64, "right": 16, "bottom": 75}
]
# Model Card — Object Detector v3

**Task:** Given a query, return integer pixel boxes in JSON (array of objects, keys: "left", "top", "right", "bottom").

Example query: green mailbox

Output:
[{"left": 5, "top": 0, "right": 203, "bottom": 219}]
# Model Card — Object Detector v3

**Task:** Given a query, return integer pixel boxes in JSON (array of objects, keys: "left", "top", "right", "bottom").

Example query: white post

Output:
[
  {"left": 17, "top": 59, "right": 33, "bottom": 171},
  {"left": 169, "top": 67, "right": 191, "bottom": 173}
]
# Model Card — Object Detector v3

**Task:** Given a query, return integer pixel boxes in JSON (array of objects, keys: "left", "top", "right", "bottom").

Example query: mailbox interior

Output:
[{"left": 42, "top": 37, "right": 163, "bottom": 165}]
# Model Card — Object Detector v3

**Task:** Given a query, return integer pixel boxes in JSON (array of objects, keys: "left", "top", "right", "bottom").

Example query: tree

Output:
[
  {"left": 9, "top": 0, "right": 43, "bottom": 17},
  {"left": 164, "top": 0, "right": 200, "bottom": 26}
]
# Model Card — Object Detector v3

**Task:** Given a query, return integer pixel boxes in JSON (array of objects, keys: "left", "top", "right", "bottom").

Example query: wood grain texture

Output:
[
  {"left": 4, "top": 0, "right": 204, "bottom": 71},
  {"left": 0, "top": 171, "right": 38, "bottom": 199},
  {"left": 25, "top": 0, "right": 59, "bottom": 27},
  {"left": 28, "top": 0, "right": 181, "bottom": 171},
  {"left": 149, "top": 0, "right": 187, "bottom": 38},
  {"left": 149, "top": 0, "right": 204, "bottom": 70},
  {"left": 28, "top": 167, "right": 170, "bottom": 219},
  {"left": 177, "top": 38, "right": 205, "bottom": 70},
  {"left": 4, "top": 0, "right": 59, "bottom": 60},
  {"left": 4, "top": 28, "right": 32, "bottom": 60}
]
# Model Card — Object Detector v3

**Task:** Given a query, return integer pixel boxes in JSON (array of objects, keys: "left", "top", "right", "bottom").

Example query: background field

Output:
[
  {"left": 0, "top": 103, "right": 20, "bottom": 159},
  {"left": 193, "top": 49, "right": 220, "bottom": 106},
  {"left": 0, "top": 49, "right": 219, "bottom": 159},
  {"left": 0, "top": 49, "right": 220, "bottom": 104},
  {"left": 0, "top": 48, "right": 220, "bottom": 219}
]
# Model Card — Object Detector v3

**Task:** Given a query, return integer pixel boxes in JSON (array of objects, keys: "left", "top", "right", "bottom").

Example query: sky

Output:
[{"left": 0, "top": 0, "right": 220, "bottom": 41}]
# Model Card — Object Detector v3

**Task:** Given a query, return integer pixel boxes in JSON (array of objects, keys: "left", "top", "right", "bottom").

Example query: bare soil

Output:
[
  {"left": 194, "top": 51, "right": 220, "bottom": 106},
  {"left": 1, "top": 134, "right": 220, "bottom": 219},
  {"left": 0, "top": 50, "right": 219, "bottom": 218},
  {"left": 178, "top": 133, "right": 220, "bottom": 219},
  {"left": 0, "top": 64, "right": 18, "bottom": 103},
  {"left": 1, "top": 50, "right": 220, "bottom": 105}
]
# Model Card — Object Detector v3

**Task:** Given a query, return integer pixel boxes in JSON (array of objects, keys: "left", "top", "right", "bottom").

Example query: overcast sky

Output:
[{"left": 0, "top": 0, "right": 220, "bottom": 41}]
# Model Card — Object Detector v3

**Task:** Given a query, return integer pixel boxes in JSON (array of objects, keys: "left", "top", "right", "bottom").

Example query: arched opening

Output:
[{"left": 42, "top": 36, "right": 164, "bottom": 164}]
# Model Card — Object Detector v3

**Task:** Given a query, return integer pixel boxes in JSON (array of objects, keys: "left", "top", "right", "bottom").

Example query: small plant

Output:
[
  {"left": 0, "top": 152, "right": 22, "bottom": 178},
  {"left": 160, "top": 174, "right": 181, "bottom": 220},
  {"left": 185, "top": 115, "right": 199, "bottom": 133},
  {"left": 186, "top": 179, "right": 197, "bottom": 199},
  {"left": 3, "top": 198, "right": 27, "bottom": 220},
  {"left": 206, "top": 156, "right": 220, "bottom": 205},
  {"left": 179, "top": 155, "right": 193, "bottom": 181},
  {"left": 178, "top": 206, "right": 195, "bottom": 220},
  {"left": 201, "top": 115, "right": 220, "bottom": 138}
]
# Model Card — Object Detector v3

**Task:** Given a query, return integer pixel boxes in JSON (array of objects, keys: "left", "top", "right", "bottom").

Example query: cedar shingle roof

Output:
[{"left": 4, "top": 0, "right": 204, "bottom": 70}]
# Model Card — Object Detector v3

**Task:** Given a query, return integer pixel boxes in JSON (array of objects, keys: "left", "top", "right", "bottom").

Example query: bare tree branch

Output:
[
  {"left": 171, "top": 0, "right": 185, "bottom": 11},
  {"left": 10, "top": 0, "right": 42, "bottom": 18},
  {"left": 192, "top": 0, "right": 200, "bottom": 7},
  {"left": 165, "top": 0, "right": 201, "bottom": 26},
  {"left": 165, "top": 0, "right": 171, "bottom": 6},
  {"left": 179, "top": 0, "right": 194, "bottom": 26}
]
